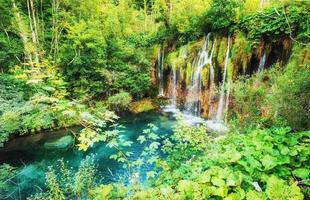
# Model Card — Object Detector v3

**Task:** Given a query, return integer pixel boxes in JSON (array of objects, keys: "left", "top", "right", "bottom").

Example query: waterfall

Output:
[
  {"left": 163, "top": 66, "right": 178, "bottom": 113},
  {"left": 224, "top": 80, "right": 231, "bottom": 122},
  {"left": 216, "top": 36, "right": 231, "bottom": 121},
  {"left": 164, "top": 46, "right": 187, "bottom": 113},
  {"left": 170, "top": 66, "right": 177, "bottom": 107},
  {"left": 158, "top": 47, "right": 164, "bottom": 96},
  {"left": 185, "top": 33, "right": 214, "bottom": 116},
  {"left": 257, "top": 51, "right": 267, "bottom": 72},
  {"left": 208, "top": 39, "right": 216, "bottom": 118}
]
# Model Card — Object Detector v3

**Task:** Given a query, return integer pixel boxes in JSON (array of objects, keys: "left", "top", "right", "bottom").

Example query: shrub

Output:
[
  {"left": 106, "top": 91, "right": 133, "bottom": 112},
  {"left": 268, "top": 46, "right": 310, "bottom": 130}
]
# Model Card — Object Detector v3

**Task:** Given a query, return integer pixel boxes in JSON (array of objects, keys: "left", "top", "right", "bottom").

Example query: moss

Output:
[
  {"left": 130, "top": 98, "right": 159, "bottom": 114},
  {"left": 216, "top": 37, "right": 227, "bottom": 71},
  {"left": 227, "top": 59, "right": 234, "bottom": 81},
  {"left": 167, "top": 51, "right": 179, "bottom": 68},
  {"left": 201, "top": 64, "right": 210, "bottom": 86},
  {"left": 152, "top": 45, "right": 161, "bottom": 61},
  {"left": 300, "top": 45, "right": 310, "bottom": 65},
  {"left": 231, "top": 32, "right": 252, "bottom": 74},
  {"left": 185, "top": 62, "right": 193, "bottom": 86},
  {"left": 187, "top": 40, "right": 202, "bottom": 56}
]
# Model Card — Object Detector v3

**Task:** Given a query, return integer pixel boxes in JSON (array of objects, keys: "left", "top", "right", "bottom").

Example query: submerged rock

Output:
[{"left": 44, "top": 135, "right": 73, "bottom": 150}]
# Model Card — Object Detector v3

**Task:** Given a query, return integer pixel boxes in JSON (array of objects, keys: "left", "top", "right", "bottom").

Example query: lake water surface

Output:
[{"left": 0, "top": 111, "right": 177, "bottom": 199}]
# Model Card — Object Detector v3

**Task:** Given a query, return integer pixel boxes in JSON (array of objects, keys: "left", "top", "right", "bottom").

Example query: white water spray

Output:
[
  {"left": 185, "top": 33, "right": 215, "bottom": 116},
  {"left": 157, "top": 47, "right": 164, "bottom": 96},
  {"left": 170, "top": 66, "right": 177, "bottom": 107},
  {"left": 224, "top": 80, "right": 231, "bottom": 122},
  {"left": 216, "top": 36, "right": 231, "bottom": 121},
  {"left": 257, "top": 50, "right": 267, "bottom": 73},
  {"left": 208, "top": 39, "right": 216, "bottom": 118}
]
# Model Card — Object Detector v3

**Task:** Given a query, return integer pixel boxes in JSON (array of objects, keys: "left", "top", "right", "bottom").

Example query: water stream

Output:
[
  {"left": 216, "top": 36, "right": 231, "bottom": 121},
  {"left": 157, "top": 46, "right": 164, "bottom": 96},
  {"left": 185, "top": 33, "right": 215, "bottom": 117},
  {"left": 163, "top": 66, "right": 179, "bottom": 113},
  {"left": 257, "top": 50, "right": 267, "bottom": 73}
]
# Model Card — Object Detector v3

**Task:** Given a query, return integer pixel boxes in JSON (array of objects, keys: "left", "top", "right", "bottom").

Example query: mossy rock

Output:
[
  {"left": 130, "top": 99, "right": 159, "bottom": 114},
  {"left": 44, "top": 135, "right": 74, "bottom": 150}
]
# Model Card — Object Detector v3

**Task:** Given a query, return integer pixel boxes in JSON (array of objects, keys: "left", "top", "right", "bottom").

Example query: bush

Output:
[
  {"left": 230, "top": 45, "right": 310, "bottom": 131},
  {"left": 229, "top": 72, "right": 273, "bottom": 129},
  {"left": 268, "top": 46, "right": 310, "bottom": 130},
  {"left": 106, "top": 92, "right": 132, "bottom": 112}
]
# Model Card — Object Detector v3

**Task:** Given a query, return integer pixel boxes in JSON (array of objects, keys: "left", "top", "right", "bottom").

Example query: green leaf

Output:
[
  {"left": 99, "top": 184, "right": 113, "bottom": 198},
  {"left": 211, "top": 177, "right": 226, "bottom": 187},
  {"left": 198, "top": 171, "right": 211, "bottom": 183},
  {"left": 137, "top": 135, "right": 146, "bottom": 144},
  {"left": 149, "top": 142, "right": 160, "bottom": 150},
  {"left": 280, "top": 146, "right": 290, "bottom": 155},
  {"left": 261, "top": 155, "right": 278, "bottom": 170},
  {"left": 293, "top": 168, "right": 310, "bottom": 179},
  {"left": 146, "top": 171, "right": 156, "bottom": 179},
  {"left": 230, "top": 152, "right": 241, "bottom": 162}
]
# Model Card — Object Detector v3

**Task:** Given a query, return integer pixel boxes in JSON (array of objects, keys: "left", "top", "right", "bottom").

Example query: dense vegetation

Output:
[{"left": 0, "top": 0, "right": 309, "bottom": 199}]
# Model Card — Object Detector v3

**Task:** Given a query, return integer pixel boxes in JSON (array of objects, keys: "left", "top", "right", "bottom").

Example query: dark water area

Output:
[{"left": 0, "top": 111, "right": 177, "bottom": 199}]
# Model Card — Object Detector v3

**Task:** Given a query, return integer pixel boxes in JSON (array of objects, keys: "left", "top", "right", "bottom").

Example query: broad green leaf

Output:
[
  {"left": 292, "top": 168, "right": 310, "bottom": 179},
  {"left": 211, "top": 177, "right": 226, "bottom": 187},
  {"left": 261, "top": 155, "right": 277, "bottom": 170}
]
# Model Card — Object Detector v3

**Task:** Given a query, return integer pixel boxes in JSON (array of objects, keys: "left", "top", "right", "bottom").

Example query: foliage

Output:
[
  {"left": 0, "top": 164, "right": 16, "bottom": 199},
  {"left": 239, "top": 2, "right": 310, "bottom": 47},
  {"left": 106, "top": 91, "right": 133, "bottom": 112},
  {"left": 0, "top": 32, "right": 23, "bottom": 72},
  {"left": 230, "top": 45, "right": 310, "bottom": 131},
  {"left": 137, "top": 126, "right": 308, "bottom": 199},
  {"left": 74, "top": 123, "right": 309, "bottom": 200},
  {"left": 169, "top": 0, "right": 211, "bottom": 42},
  {"left": 229, "top": 72, "right": 272, "bottom": 129},
  {"left": 76, "top": 110, "right": 120, "bottom": 151},
  {"left": 202, "top": 0, "right": 242, "bottom": 34},
  {"left": 58, "top": 0, "right": 154, "bottom": 98},
  {"left": 267, "top": 46, "right": 310, "bottom": 130},
  {"left": 0, "top": 95, "right": 87, "bottom": 146},
  {"left": 28, "top": 156, "right": 96, "bottom": 200}
]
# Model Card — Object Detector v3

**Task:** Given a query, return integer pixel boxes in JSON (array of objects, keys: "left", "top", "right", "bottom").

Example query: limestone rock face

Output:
[{"left": 44, "top": 135, "right": 74, "bottom": 150}]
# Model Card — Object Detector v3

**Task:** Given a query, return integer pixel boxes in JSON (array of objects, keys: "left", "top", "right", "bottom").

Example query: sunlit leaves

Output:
[
  {"left": 0, "top": 164, "right": 16, "bottom": 193},
  {"left": 137, "top": 135, "right": 146, "bottom": 144},
  {"left": 261, "top": 155, "right": 278, "bottom": 170},
  {"left": 293, "top": 168, "right": 310, "bottom": 180},
  {"left": 266, "top": 176, "right": 303, "bottom": 200},
  {"left": 146, "top": 171, "right": 156, "bottom": 179},
  {"left": 77, "top": 128, "right": 100, "bottom": 151}
]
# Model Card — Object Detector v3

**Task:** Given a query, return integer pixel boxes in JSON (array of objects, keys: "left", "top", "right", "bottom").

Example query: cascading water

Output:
[
  {"left": 163, "top": 66, "right": 178, "bottom": 113},
  {"left": 157, "top": 46, "right": 164, "bottom": 96},
  {"left": 170, "top": 67, "right": 177, "bottom": 107},
  {"left": 185, "top": 33, "right": 215, "bottom": 117},
  {"left": 216, "top": 36, "right": 231, "bottom": 121},
  {"left": 208, "top": 39, "right": 216, "bottom": 118},
  {"left": 163, "top": 47, "right": 187, "bottom": 113},
  {"left": 224, "top": 80, "right": 231, "bottom": 122},
  {"left": 257, "top": 50, "right": 267, "bottom": 72}
]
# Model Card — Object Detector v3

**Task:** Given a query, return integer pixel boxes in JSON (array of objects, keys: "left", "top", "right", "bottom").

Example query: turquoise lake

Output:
[{"left": 0, "top": 111, "right": 177, "bottom": 199}]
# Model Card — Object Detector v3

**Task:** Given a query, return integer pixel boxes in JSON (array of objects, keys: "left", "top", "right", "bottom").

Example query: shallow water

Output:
[{"left": 0, "top": 111, "right": 176, "bottom": 199}]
